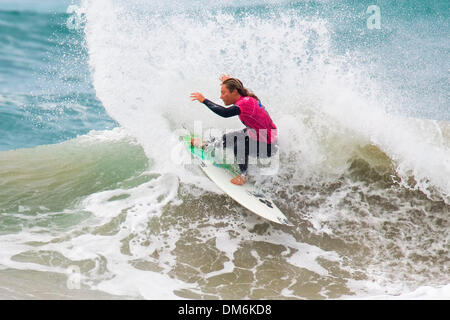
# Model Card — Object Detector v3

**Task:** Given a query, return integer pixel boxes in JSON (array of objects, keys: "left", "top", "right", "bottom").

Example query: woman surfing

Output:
[{"left": 190, "top": 75, "right": 278, "bottom": 185}]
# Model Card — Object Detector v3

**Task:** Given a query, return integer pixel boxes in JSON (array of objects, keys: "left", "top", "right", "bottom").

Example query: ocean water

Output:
[{"left": 0, "top": 0, "right": 448, "bottom": 299}]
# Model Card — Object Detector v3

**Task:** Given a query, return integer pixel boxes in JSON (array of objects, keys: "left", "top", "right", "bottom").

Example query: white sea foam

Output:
[{"left": 344, "top": 280, "right": 450, "bottom": 300}]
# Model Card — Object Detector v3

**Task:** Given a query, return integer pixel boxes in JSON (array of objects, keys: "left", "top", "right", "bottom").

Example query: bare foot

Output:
[
  {"left": 190, "top": 137, "right": 206, "bottom": 149},
  {"left": 230, "top": 174, "right": 248, "bottom": 185}
]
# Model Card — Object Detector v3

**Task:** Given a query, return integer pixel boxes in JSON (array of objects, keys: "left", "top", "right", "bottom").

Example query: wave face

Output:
[
  {"left": 0, "top": 3, "right": 117, "bottom": 151},
  {"left": 0, "top": 0, "right": 448, "bottom": 299}
]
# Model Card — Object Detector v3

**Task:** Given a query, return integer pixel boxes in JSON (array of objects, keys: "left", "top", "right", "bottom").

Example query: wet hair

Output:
[{"left": 222, "top": 78, "right": 260, "bottom": 102}]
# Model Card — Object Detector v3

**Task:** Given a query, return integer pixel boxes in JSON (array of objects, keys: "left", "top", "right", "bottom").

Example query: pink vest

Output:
[{"left": 234, "top": 96, "right": 278, "bottom": 144}]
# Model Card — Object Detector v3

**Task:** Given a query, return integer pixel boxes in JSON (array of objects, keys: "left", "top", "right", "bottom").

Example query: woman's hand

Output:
[
  {"left": 190, "top": 92, "right": 205, "bottom": 103},
  {"left": 219, "top": 74, "right": 231, "bottom": 82}
]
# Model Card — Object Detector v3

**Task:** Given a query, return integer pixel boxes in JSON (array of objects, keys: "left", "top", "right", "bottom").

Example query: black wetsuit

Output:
[
  {"left": 202, "top": 99, "right": 277, "bottom": 174},
  {"left": 203, "top": 99, "right": 241, "bottom": 118}
]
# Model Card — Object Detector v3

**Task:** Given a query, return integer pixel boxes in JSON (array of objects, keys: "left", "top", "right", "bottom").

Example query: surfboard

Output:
[{"left": 182, "top": 134, "right": 293, "bottom": 226}]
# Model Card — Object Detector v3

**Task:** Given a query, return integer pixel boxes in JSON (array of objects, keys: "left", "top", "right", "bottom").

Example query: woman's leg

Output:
[{"left": 222, "top": 129, "right": 250, "bottom": 175}]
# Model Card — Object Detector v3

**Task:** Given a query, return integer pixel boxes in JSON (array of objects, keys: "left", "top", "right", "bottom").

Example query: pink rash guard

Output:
[{"left": 234, "top": 96, "right": 278, "bottom": 144}]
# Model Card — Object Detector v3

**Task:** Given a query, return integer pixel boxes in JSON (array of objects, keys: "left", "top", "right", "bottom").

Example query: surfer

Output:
[{"left": 190, "top": 74, "right": 278, "bottom": 185}]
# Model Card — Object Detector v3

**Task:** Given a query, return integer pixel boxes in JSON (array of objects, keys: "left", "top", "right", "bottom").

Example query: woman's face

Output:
[{"left": 220, "top": 84, "right": 240, "bottom": 106}]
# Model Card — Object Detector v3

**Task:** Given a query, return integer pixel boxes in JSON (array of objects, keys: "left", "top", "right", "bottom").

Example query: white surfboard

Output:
[{"left": 183, "top": 134, "right": 293, "bottom": 226}]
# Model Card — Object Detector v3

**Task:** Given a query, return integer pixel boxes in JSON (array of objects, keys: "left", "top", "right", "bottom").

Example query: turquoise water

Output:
[
  {"left": 0, "top": 1, "right": 117, "bottom": 151},
  {"left": 0, "top": 0, "right": 448, "bottom": 299}
]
